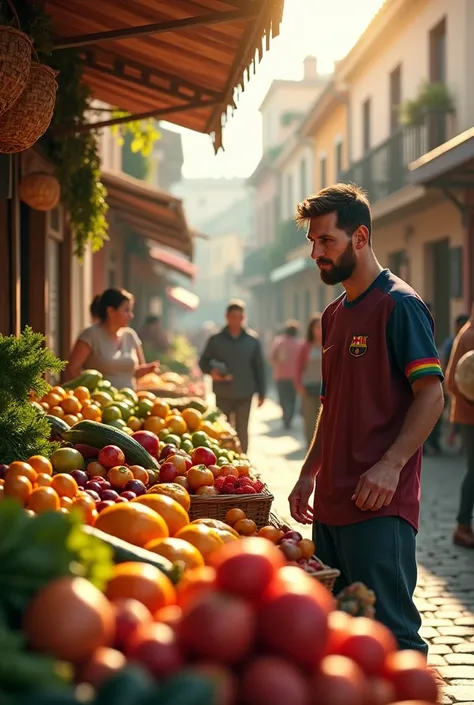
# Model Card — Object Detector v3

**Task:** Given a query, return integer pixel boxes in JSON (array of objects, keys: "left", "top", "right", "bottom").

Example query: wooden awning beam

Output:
[
  {"left": 53, "top": 4, "right": 260, "bottom": 50},
  {"left": 53, "top": 96, "right": 222, "bottom": 136}
]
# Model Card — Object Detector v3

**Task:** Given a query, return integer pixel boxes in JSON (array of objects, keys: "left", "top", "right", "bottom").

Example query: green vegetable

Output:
[
  {"left": 153, "top": 672, "right": 216, "bottom": 705},
  {"left": 94, "top": 667, "right": 154, "bottom": 705}
]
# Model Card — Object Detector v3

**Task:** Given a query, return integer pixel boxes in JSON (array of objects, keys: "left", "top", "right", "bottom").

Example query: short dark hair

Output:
[
  {"left": 90, "top": 294, "right": 102, "bottom": 319},
  {"left": 97, "top": 288, "right": 134, "bottom": 322},
  {"left": 284, "top": 319, "right": 299, "bottom": 337},
  {"left": 306, "top": 313, "right": 322, "bottom": 343},
  {"left": 226, "top": 298, "right": 245, "bottom": 315},
  {"left": 296, "top": 183, "right": 372, "bottom": 244}
]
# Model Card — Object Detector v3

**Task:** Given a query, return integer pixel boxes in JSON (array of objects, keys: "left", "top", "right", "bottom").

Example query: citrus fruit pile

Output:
[{"left": 23, "top": 538, "right": 440, "bottom": 705}]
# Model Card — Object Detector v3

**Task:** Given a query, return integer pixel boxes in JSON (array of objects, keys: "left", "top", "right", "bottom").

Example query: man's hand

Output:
[
  {"left": 352, "top": 459, "right": 401, "bottom": 512},
  {"left": 257, "top": 395, "right": 265, "bottom": 408},
  {"left": 288, "top": 476, "right": 315, "bottom": 524}
]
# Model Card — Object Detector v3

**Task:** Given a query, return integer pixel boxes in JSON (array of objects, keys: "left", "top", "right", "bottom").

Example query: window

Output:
[
  {"left": 389, "top": 65, "right": 402, "bottom": 133},
  {"left": 430, "top": 17, "right": 446, "bottom": 84},
  {"left": 335, "top": 141, "right": 343, "bottom": 180},
  {"left": 320, "top": 155, "right": 327, "bottom": 189},
  {"left": 300, "top": 157, "right": 307, "bottom": 199},
  {"left": 363, "top": 98, "right": 371, "bottom": 151}
]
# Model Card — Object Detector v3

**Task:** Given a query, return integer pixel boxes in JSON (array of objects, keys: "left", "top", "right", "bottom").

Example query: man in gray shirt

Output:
[{"left": 199, "top": 300, "right": 266, "bottom": 453}]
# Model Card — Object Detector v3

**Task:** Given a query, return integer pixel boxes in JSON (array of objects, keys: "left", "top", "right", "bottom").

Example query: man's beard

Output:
[{"left": 317, "top": 240, "right": 357, "bottom": 285}]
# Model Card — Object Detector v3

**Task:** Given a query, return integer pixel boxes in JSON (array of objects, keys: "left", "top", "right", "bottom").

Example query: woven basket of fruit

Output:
[
  {"left": 189, "top": 485, "right": 274, "bottom": 528},
  {"left": 269, "top": 513, "right": 340, "bottom": 593}
]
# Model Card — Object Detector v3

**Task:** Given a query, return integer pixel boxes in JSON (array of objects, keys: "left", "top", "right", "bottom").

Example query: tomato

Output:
[
  {"left": 129, "top": 465, "right": 149, "bottom": 484},
  {"left": 107, "top": 465, "right": 134, "bottom": 489},
  {"left": 384, "top": 650, "right": 438, "bottom": 703},
  {"left": 87, "top": 461, "right": 107, "bottom": 479},
  {"left": 98, "top": 445, "right": 126, "bottom": 469},
  {"left": 131, "top": 432, "right": 159, "bottom": 458},
  {"left": 176, "top": 566, "right": 217, "bottom": 611},
  {"left": 187, "top": 465, "right": 214, "bottom": 492},
  {"left": 212, "top": 537, "right": 284, "bottom": 601},
  {"left": 177, "top": 591, "right": 255, "bottom": 664},
  {"left": 312, "top": 655, "right": 369, "bottom": 705},
  {"left": 167, "top": 454, "right": 192, "bottom": 475},
  {"left": 125, "top": 623, "right": 183, "bottom": 679},
  {"left": 241, "top": 656, "right": 310, "bottom": 705},
  {"left": 111, "top": 598, "right": 153, "bottom": 650},
  {"left": 336, "top": 617, "right": 397, "bottom": 676}
]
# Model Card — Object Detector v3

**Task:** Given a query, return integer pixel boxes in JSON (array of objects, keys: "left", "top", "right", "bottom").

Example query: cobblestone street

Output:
[{"left": 248, "top": 398, "right": 474, "bottom": 704}]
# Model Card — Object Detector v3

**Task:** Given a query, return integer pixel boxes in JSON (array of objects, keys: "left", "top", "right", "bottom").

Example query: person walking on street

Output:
[
  {"left": 199, "top": 299, "right": 266, "bottom": 454},
  {"left": 270, "top": 320, "right": 302, "bottom": 431},
  {"left": 288, "top": 184, "right": 444, "bottom": 653},
  {"left": 295, "top": 314, "right": 323, "bottom": 448},
  {"left": 445, "top": 307, "right": 474, "bottom": 548}
]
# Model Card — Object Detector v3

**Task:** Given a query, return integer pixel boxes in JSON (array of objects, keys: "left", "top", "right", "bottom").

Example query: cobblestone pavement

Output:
[{"left": 248, "top": 398, "right": 474, "bottom": 704}]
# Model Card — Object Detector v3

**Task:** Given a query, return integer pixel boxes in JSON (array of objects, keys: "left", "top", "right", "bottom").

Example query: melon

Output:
[{"left": 455, "top": 350, "right": 474, "bottom": 401}]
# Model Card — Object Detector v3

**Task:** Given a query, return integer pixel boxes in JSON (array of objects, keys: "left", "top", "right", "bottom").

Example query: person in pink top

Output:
[
  {"left": 270, "top": 320, "right": 302, "bottom": 430},
  {"left": 294, "top": 313, "right": 323, "bottom": 447}
]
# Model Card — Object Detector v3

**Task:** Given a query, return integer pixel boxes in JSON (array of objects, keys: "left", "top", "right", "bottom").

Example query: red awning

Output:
[
  {"left": 150, "top": 246, "right": 197, "bottom": 279},
  {"left": 166, "top": 286, "right": 199, "bottom": 312}
]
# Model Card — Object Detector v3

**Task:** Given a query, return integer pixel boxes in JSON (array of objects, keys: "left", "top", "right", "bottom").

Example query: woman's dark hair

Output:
[
  {"left": 90, "top": 294, "right": 102, "bottom": 320},
  {"left": 284, "top": 319, "right": 299, "bottom": 337},
  {"left": 97, "top": 288, "right": 134, "bottom": 322},
  {"left": 306, "top": 313, "right": 322, "bottom": 343}
]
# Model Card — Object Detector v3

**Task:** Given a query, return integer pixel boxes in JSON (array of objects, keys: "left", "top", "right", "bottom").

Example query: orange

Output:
[
  {"left": 94, "top": 503, "right": 169, "bottom": 547},
  {"left": 144, "top": 537, "right": 204, "bottom": 571},
  {"left": 43, "top": 392, "right": 63, "bottom": 408},
  {"left": 49, "top": 406, "right": 65, "bottom": 419},
  {"left": 129, "top": 465, "right": 149, "bottom": 484},
  {"left": 51, "top": 386, "right": 67, "bottom": 400},
  {"left": 148, "top": 483, "right": 191, "bottom": 512},
  {"left": 27, "top": 487, "right": 60, "bottom": 514},
  {"left": 74, "top": 386, "right": 91, "bottom": 402},
  {"left": 40, "top": 402, "right": 50, "bottom": 412},
  {"left": 51, "top": 473, "right": 79, "bottom": 499},
  {"left": 181, "top": 408, "right": 202, "bottom": 432},
  {"left": 132, "top": 494, "right": 189, "bottom": 536},
  {"left": 61, "top": 396, "right": 82, "bottom": 415},
  {"left": 60, "top": 496, "right": 73, "bottom": 510},
  {"left": 176, "top": 566, "right": 216, "bottom": 610},
  {"left": 151, "top": 401, "right": 170, "bottom": 419},
  {"left": 175, "top": 525, "right": 224, "bottom": 563},
  {"left": 299, "top": 538, "right": 315, "bottom": 559},
  {"left": 4, "top": 474, "right": 32, "bottom": 504},
  {"left": 105, "top": 561, "right": 176, "bottom": 613},
  {"left": 7, "top": 461, "right": 37, "bottom": 484},
  {"left": 63, "top": 415, "right": 79, "bottom": 426},
  {"left": 187, "top": 466, "right": 214, "bottom": 491},
  {"left": 82, "top": 404, "right": 102, "bottom": 421},
  {"left": 225, "top": 508, "right": 246, "bottom": 526},
  {"left": 234, "top": 518, "right": 257, "bottom": 536},
  {"left": 28, "top": 455, "right": 53, "bottom": 476},
  {"left": 107, "top": 466, "right": 133, "bottom": 489},
  {"left": 72, "top": 494, "right": 96, "bottom": 523},
  {"left": 143, "top": 416, "right": 167, "bottom": 434},
  {"left": 166, "top": 415, "right": 187, "bottom": 436},
  {"left": 36, "top": 473, "right": 52, "bottom": 488},
  {"left": 127, "top": 417, "right": 142, "bottom": 432},
  {"left": 258, "top": 526, "right": 284, "bottom": 544}
]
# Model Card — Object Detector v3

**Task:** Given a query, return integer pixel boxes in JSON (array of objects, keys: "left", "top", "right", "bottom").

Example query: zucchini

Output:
[
  {"left": 62, "top": 420, "right": 159, "bottom": 470},
  {"left": 45, "top": 415, "right": 70, "bottom": 435},
  {"left": 82, "top": 525, "right": 183, "bottom": 584},
  {"left": 63, "top": 370, "right": 103, "bottom": 392}
]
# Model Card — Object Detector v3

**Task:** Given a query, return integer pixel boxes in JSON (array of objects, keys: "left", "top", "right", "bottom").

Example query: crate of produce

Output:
[
  {"left": 189, "top": 485, "right": 274, "bottom": 528},
  {"left": 269, "top": 512, "right": 341, "bottom": 593}
]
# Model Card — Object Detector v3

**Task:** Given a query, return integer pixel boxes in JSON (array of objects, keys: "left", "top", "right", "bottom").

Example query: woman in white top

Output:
[{"left": 65, "top": 288, "right": 158, "bottom": 390}]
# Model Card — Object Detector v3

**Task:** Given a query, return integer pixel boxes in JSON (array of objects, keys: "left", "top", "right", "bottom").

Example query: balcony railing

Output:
[
  {"left": 240, "top": 219, "right": 305, "bottom": 285},
  {"left": 341, "top": 111, "right": 452, "bottom": 203}
]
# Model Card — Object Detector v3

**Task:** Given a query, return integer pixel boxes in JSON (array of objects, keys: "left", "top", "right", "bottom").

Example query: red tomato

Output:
[
  {"left": 241, "top": 656, "right": 310, "bottom": 705},
  {"left": 312, "top": 655, "right": 369, "bottom": 705},
  {"left": 336, "top": 617, "right": 397, "bottom": 676},
  {"left": 384, "top": 651, "right": 439, "bottom": 703},
  {"left": 98, "top": 446, "right": 125, "bottom": 469},
  {"left": 125, "top": 622, "right": 183, "bottom": 679}
]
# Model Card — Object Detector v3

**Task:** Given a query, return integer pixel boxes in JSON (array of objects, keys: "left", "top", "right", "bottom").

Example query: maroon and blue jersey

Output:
[{"left": 315, "top": 269, "right": 443, "bottom": 531}]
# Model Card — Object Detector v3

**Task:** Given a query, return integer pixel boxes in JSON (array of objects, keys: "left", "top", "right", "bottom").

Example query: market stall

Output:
[{"left": 0, "top": 329, "right": 440, "bottom": 705}]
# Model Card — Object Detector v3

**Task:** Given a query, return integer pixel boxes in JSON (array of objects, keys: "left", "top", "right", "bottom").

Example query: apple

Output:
[
  {"left": 167, "top": 454, "right": 192, "bottom": 475},
  {"left": 283, "top": 530, "right": 303, "bottom": 543},
  {"left": 97, "top": 500, "right": 115, "bottom": 513},
  {"left": 280, "top": 541, "right": 302, "bottom": 562},
  {"left": 70, "top": 469, "right": 88, "bottom": 487},
  {"left": 98, "top": 480, "right": 112, "bottom": 491},
  {"left": 121, "top": 491, "right": 137, "bottom": 501},
  {"left": 159, "top": 444, "right": 178, "bottom": 462},
  {"left": 98, "top": 446, "right": 126, "bottom": 469},
  {"left": 123, "top": 479, "right": 147, "bottom": 496},
  {"left": 100, "top": 489, "right": 119, "bottom": 502},
  {"left": 159, "top": 462, "right": 178, "bottom": 483},
  {"left": 191, "top": 446, "right": 217, "bottom": 467},
  {"left": 0, "top": 464, "right": 9, "bottom": 479},
  {"left": 208, "top": 464, "right": 221, "bottom": 479},
  {"left": 85, "top": 480, "right": 104, "bottom": 494},
  {"left": 112, "top": 599, "right": 153, "bottom": 650},
  {"left": 85, "top": 489, "right": 100, "bottom": 502},
  {"left": 132, "top": 431, "right": 159, "bottom": 458},
  {"left": 115, "top": 496, "right": 128, "bottom": 502}
]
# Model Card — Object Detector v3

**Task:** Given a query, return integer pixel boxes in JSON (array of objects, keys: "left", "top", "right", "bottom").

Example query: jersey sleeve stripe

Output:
[{"left": 405, "top": 358, "right": 443, "bottom": 383}]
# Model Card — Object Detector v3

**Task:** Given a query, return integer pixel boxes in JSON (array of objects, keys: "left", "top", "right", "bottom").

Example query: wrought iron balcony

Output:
[{"left": 341, "top": 111, "right": 452, "bottom": 203}]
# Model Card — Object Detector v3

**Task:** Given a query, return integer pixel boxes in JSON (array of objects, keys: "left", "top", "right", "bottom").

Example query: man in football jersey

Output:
[{"left": 288, "top": 184, "right": 444, "bottom": 653}]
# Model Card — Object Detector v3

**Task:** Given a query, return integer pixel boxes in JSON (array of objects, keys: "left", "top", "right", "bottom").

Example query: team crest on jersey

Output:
[{"left": 349, "top": 335, "right": 368, "bottom": 357}]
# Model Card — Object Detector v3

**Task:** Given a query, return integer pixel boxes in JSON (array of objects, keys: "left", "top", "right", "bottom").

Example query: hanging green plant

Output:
[
  {"left": 111, "top": 111, "right": 160, "bottom": 158},
  {"left": 399, "top": 81, "right": 454, "bottom": 127}
]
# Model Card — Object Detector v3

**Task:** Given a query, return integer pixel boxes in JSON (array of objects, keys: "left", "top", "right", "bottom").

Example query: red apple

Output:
[
  {"left": 191, "top": 446, "right": 217, "bottom": 467},
  {"left": 208, "top": 464, "right": 221, "bottom": 479},
  {"left": 167, "top": 454, "right": 192, "bottom": 475},
  {"left": 159, "top": 444, "right": 178, "bottom": 462},
  {"left": 70, "top": 469, "right": 88, "bottom": 487},
  {"left": 123, "top": 479, "right": 147, "bottom": 496},
  {"left": 132, "top": 431, "right": 159, "bottom": 458},
  {"left": 126, "top": 623, "right": 184, "bottom": 679},
  {"left": 159, "top": 462, "right": 178, "bottom": 483},
  {"left": 98, "top": 446, "right": 125, "bottom": 469},
  {"left": 121, "top": 491, "right": 137, "bottom": 501},
  {"left": 97, "top": 500, "right": 115, "bottom": 513},
  {"left": 100, "top": 489, "right": 119, "bottom": 501},
  {"left": 85, "top": 480, "right": 104, "bottom": 494},
  {"left": 112, "top": 598, "right": 153, "bottom": 650},
  {"left": 283, "top": 530, "right": 303, "bottom": 543},
  {"left": 85, "top": 489, "right": 100, "bottom": 502}
]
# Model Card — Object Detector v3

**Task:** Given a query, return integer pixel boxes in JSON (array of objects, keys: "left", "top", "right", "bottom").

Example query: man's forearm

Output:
[
  {"left": 300, "top": 407, "right": 323, "bottom": 480},
  {"left": 383, "top": 381, "right": 444, "bottom": 471}
]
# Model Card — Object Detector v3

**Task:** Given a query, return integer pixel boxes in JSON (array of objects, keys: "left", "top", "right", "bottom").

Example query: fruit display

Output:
[
  {"left": 0, "top": 502, "right": 440, "bottom": 705},
  {"left": 136, "top": 370, "right": 205, "bottom": 400}
]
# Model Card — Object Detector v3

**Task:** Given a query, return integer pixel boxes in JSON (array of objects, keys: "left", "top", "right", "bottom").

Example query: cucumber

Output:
[
  {"left": 63, "top": 370, "right": 103, "bottom": 392},
  {"left": 62, "top": 420, "right": 159, "bottom": 470},
  {"left": 45, "top": 415, "right": 70, "bottom": 435},
  {"left": 82, "top": 525, "right": 184, "bottom": 585}
]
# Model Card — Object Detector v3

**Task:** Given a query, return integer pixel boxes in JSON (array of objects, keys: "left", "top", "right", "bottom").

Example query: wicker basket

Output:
[
  {"left": 189, "top": 486, "right": 274, "bottom": 527},
  {"left": 0, "top": 62, "right": 58, "bottom": 154},
  {"left": 0, "top": 26, "right": 32, "bottom": 117},
  {"left": 269, "top": 513, "right": 340, "bottom": 593}
]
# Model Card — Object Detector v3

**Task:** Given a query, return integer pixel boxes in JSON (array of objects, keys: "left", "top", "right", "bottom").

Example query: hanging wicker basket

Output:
[
  {"left": 0, "top": 62, "right": 58, "bottom": 154},
  {"left": 0, "top": 25, "right": 32, "bottom": 117},
  {"left": 19, "top": 172, "right": 61, "bottom": 211}
]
